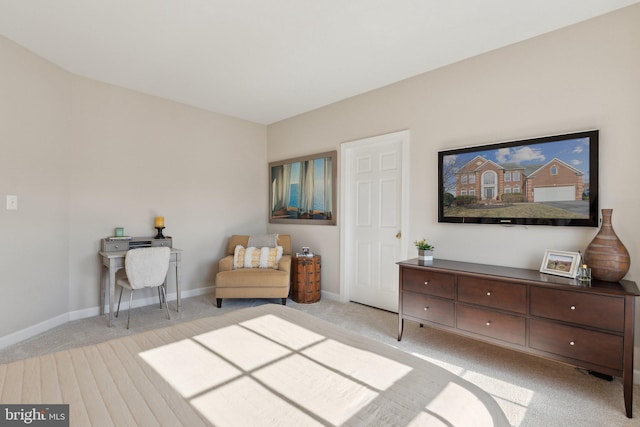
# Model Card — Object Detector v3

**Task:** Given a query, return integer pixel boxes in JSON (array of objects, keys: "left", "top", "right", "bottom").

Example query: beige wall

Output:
[
  {"left": 0, "top": 36, "right": 72, "bottom": 336},
  {"left": 267, "top": 5, "right": 640, "bottom": 362},
  {"left": 67, "top": 78, "right": 267, "bottom": 311},
  {"left": 0, "top": 35, "right": 267, "bottom": 340}
]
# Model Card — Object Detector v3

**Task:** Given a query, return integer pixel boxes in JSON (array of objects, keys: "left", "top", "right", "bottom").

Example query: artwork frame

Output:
[
  {"left": 438, "top": 130, "right": 599, "bottom": 227},
  {"left": 539, "top": 249, "right": 581, "bottom": 278},
  {"left": 269, "top": 151, "right": 337, "bottom": 225}
]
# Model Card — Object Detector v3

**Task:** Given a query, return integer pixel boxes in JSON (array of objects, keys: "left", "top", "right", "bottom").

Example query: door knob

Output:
[{"left": 395, "top": 232, "right": 402, "bottom": 239}]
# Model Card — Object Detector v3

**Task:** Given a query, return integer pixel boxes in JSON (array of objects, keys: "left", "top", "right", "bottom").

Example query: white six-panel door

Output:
[{"left": 341, "top": 130, "right": 409, "bottom": 312}]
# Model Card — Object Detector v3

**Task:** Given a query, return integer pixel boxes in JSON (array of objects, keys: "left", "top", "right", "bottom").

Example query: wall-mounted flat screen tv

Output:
[{"left": 438, "top": 130, "right": 599, "bottom": 227}]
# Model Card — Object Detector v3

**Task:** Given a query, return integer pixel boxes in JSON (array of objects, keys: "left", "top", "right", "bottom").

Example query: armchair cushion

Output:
[
  {"left": 225, "top": 235, "right": 291, "bottom": 257},
  {"left": 247, "top": 233, "right": 278, "bottom": 248},
  {"left": 216, "top": 266, "right": 290, "bottom": 288},
  {"left": 233, "top": 245, "right": 283, "bottom": 269}
]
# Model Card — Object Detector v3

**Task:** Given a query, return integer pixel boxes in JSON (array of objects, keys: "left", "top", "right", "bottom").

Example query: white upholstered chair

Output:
[{"left": 116, "top": 246, "right": 171, "bottom": 329}]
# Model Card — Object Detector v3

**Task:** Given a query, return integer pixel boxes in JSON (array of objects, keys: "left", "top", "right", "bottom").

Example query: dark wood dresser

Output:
[
  {"left": 291, "top": 255, "right": 321, "bottom": 303},
  {"left": 397, "top": 258, "right": 639, "bottom": 418}
]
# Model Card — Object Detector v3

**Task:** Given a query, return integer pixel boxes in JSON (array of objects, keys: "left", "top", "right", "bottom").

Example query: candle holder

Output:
[
  {"left": 577, "top": 265, "right": 591, "bottom": 284},
  {"left": 155, "top": 226, "right": 166, "bottom": 239}
]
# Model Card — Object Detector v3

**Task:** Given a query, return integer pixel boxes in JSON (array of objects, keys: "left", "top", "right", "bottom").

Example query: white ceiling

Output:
[{"left": 1, "top": 0, "right": 638, "bottom": 124}]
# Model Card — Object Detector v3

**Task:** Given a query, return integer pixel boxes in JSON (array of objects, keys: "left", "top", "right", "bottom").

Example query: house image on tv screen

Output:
[{"left": 455, "top": 155, "right": 585, "bottom": 203}]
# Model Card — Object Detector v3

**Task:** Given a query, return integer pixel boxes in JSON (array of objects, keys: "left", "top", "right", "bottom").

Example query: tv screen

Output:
[{"left": 438, "top": 130, "right": 598, "bottom": 227}]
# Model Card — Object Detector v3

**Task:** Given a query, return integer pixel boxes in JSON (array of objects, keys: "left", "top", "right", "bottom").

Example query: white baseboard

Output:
[
  {"left": 0, "top": 313, "right": 71, "bottom": 351},
  {"left": 320, "top": 289, "right": 340, "bottom": 301},
  {"left": 0, "top": 285, "right": 216, "bottom": 351}
]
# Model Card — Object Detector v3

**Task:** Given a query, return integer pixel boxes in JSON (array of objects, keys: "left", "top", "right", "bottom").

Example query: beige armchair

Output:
[{"left": 214, "top": 234, "right": 291, "bottom": 307}]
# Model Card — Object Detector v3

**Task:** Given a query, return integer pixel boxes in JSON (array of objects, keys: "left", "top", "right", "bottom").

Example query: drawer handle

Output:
[
  {"left": 485, "top": 321, "right": 491, "bottom": 326},
  {"left": 570, "top": 305, "right": 576, "bottom": 310},
  {"left": 423, "top": 306, "right": 429, "bottom": 311},
  {"left": 486, "top": 291, "right": 492, "bottom": 296},
  {"left": 570, "top": 341, "right": 575, "bottom": 346},
  {"left": 424, "top": 281, "right": 429, "bottom": 285}
]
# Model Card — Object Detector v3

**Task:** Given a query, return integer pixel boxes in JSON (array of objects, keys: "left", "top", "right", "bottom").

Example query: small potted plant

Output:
[{"left": 414, "top": 239, "right": 434, "bottom": 264}]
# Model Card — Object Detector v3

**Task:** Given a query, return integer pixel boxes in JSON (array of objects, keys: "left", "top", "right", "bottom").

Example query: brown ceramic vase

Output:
[{"left": 583, "top": 209, "right": 630, "bottom": 282}]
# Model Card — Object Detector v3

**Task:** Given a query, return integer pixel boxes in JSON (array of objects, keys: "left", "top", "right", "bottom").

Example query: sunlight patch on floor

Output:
[
  {"left": 139, "top": 314, "right": 507, "bottom": 426},
  {"left": 191, "top": 376, "right": 324, "bottom": 426},
  {"left": 194, "top": 324, "right": 291, "bottom": 371},
  {"left": 139, "top": 314, "right": 420, "bottom": 426},
  {"left": 139, "top": 339, "right": 240, "bottom": 398},
  {"left": 240, "top": 314, "right": 325, "bottom": 349},
  {"left": 255, "top": 353, "right": 379, "bottom": 426},
  {"left": 410, "top": 350, "right": 533, "bottom": 426},
  {"left": 408, "top": 382, "right": 493, "bottom": 426},
  {"left": 303, "top": 339, "right": 412, "bottom": 391}
]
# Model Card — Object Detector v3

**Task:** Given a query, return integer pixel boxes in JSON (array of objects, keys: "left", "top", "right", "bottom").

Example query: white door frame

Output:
[{"left": 339, "top": 130, "right": 410, "bottom": 303}]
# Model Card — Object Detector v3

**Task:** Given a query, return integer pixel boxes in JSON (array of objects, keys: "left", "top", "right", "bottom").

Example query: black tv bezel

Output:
[{"left": 437, "top": 130, "right": 599, "bottom": 227}]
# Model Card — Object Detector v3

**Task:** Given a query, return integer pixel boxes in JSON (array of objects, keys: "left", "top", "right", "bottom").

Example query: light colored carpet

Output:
[{"left": 0, "top": 295, "right": 638, "bottom": 426}]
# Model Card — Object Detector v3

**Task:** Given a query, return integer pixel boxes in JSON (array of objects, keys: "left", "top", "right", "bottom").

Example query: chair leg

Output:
[
  {"left": 127, "top": 290, "right": 134, "bottom": 329},
  {"left": 281, "top": 298, "right": 287, "bottom": 305},
  {"left": 157, "top": 287, "right": 163, "bottom": 308},
  {"left": 116, "top": 287, "right": 124, "bottom": 318},
  {"left": 161, "top": 285, "right": 171, "bottom": 320},
  {"left": 216, "top": 298, "right": 222, "bottom": 308}
]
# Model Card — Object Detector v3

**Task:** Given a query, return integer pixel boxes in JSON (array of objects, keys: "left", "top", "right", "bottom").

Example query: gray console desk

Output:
[{"left": 99, "top": 242, "right": 182, "bottom": 327}]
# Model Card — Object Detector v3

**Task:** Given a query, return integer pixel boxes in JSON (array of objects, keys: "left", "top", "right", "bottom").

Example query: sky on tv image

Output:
[{"left": 443, "top": 137, "right": 590, "bottom": 187}]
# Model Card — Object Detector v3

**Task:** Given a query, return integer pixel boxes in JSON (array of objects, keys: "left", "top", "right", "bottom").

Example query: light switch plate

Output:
[{"left": 6, "top": 195, "right": 17, "bottom": 210}]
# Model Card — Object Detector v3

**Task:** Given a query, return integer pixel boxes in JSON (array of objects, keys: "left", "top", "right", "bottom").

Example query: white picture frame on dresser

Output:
[{"left": 539, "top": 249, "right": 580, "bottom": 278}]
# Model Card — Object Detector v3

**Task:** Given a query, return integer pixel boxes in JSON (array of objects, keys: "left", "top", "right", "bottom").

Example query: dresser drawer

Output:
[
  {"left": 529, "top": 318, "right": 623, "bottom": 370},
  {"left": 102, "top": 240, "right": 128, "bottom": 251},
  {"left": 458, "top": 276, "right": 526, "bottom": 314},
  {"left": 403, "top": 292, "right": 454, "bottom": 327},
  {"left": 530, "top": 287, "right": 624, "bottom": 332},
  {"left": 402, "top": 268, "right": 455, "bottom": 299},
  {"left": 456, "top": 304, "right": 526, "bottom": 346}
]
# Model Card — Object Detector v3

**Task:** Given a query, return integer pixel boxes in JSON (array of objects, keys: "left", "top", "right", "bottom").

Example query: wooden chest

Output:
[{"left": 291, "top": 255, "right": 321, "bottom": 303}]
